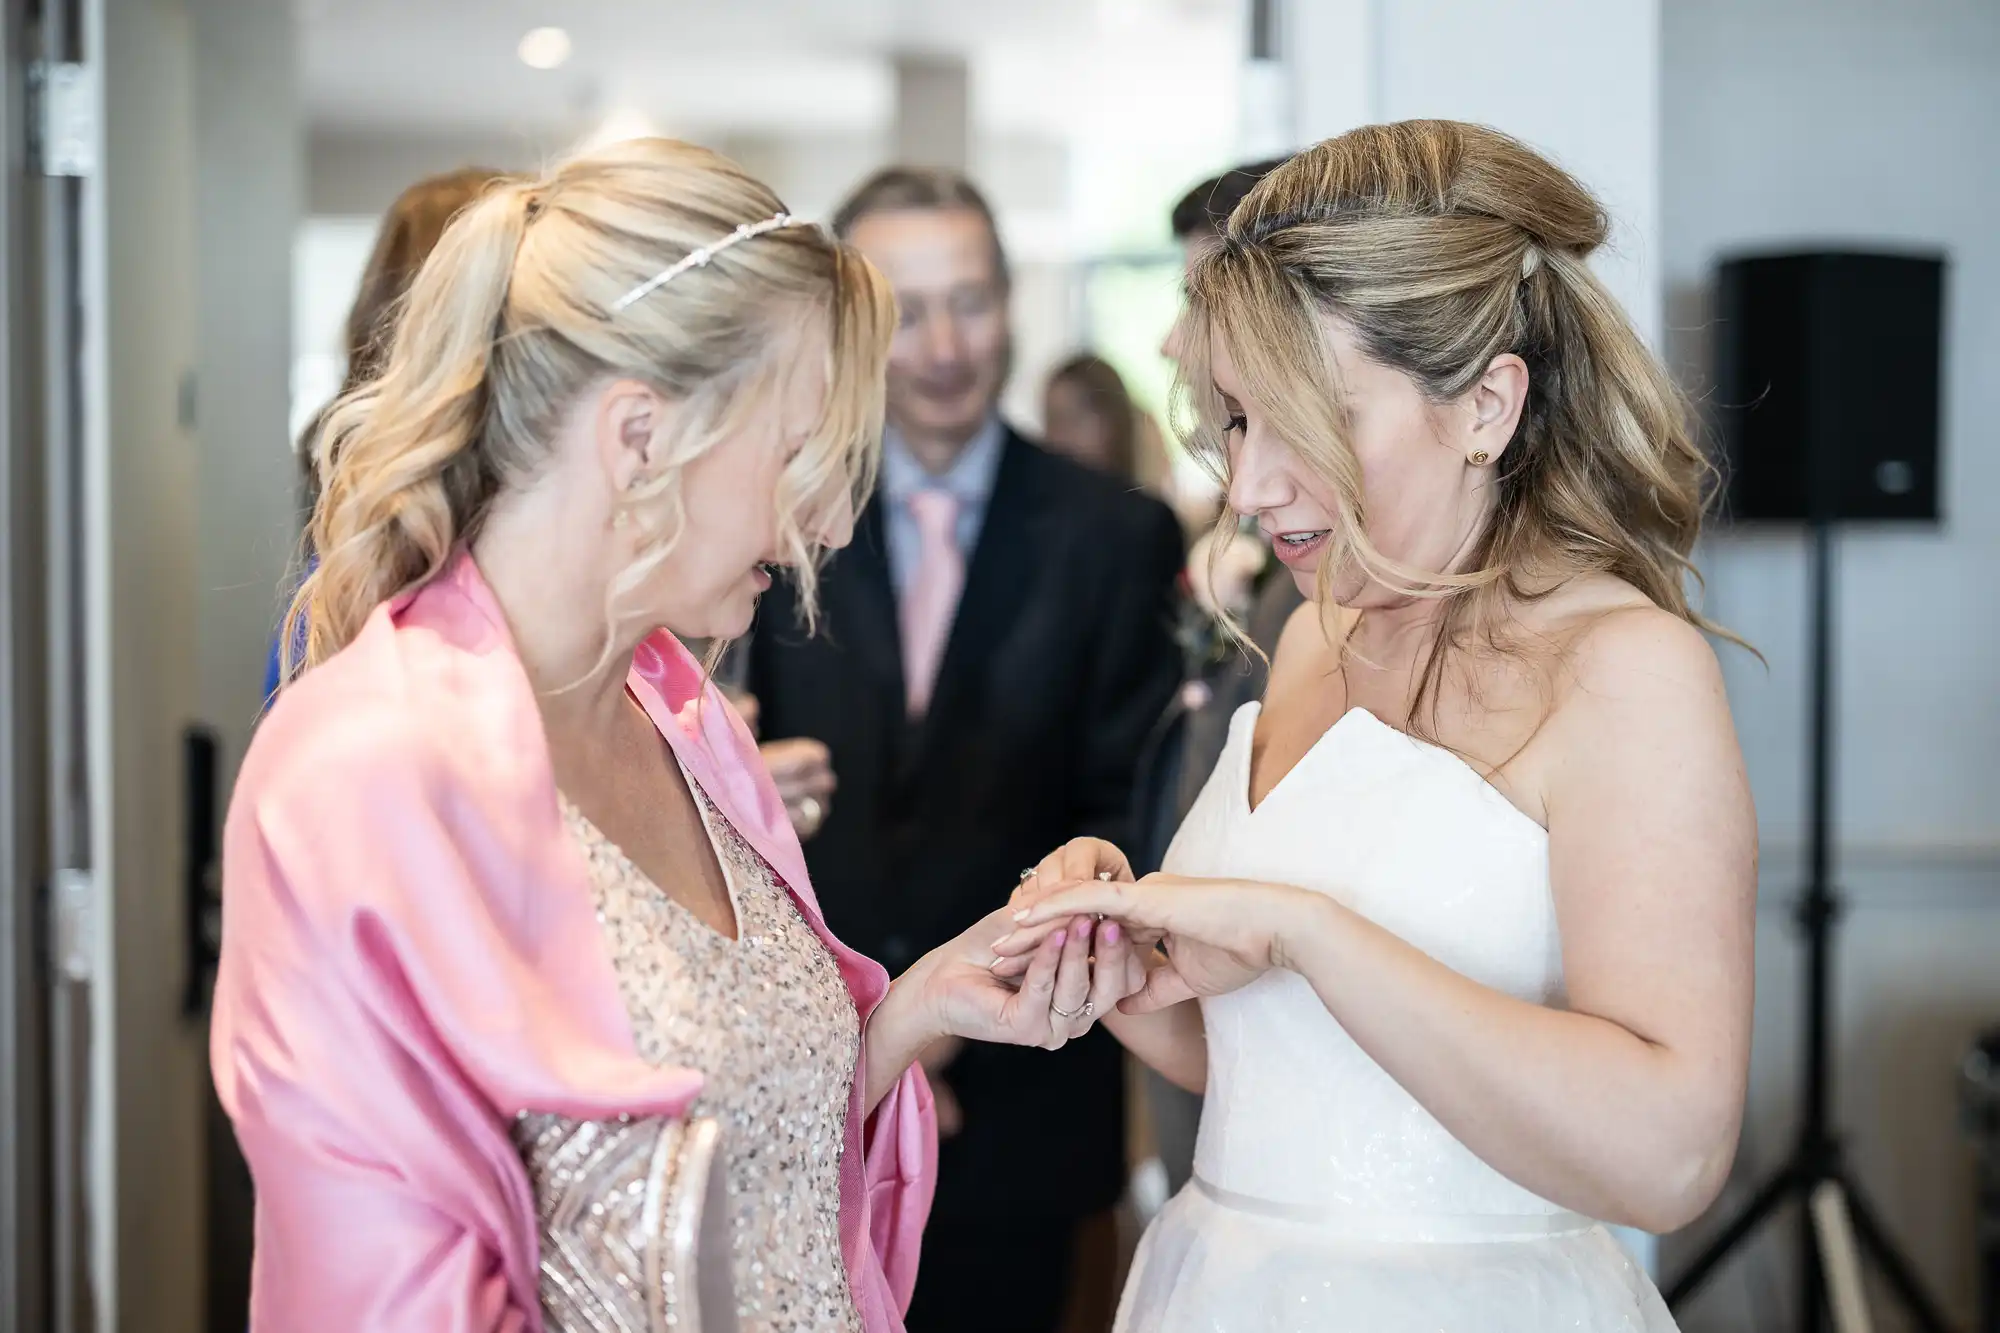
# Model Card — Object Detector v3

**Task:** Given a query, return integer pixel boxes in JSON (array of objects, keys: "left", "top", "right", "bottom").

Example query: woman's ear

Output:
[
  {"left": 1463, "top": 352, "right": 1529, "bottom": 465},
  {"left": 597, "top": 379, "right": 668, "bottom": 494}
]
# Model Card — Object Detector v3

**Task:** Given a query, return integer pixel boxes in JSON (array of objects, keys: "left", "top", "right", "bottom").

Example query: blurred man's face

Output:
[
  {"left": 847, "top": 207, "right": 1010, "bottom": 462},
  {"left": 1160, "top": 228, "right": 1221, "bottom": 365}
]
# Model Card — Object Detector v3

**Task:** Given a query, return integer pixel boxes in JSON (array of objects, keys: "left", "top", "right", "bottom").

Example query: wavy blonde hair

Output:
[
  {"left": 1178, "top": 120, "right": 1724, "bottom": 733},
  {"left": 285, "top": 138, "right": 894, "bottom": 677}
]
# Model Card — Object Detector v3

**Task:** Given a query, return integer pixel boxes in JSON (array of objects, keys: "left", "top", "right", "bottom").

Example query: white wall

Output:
[
  {"left": 192, "top": 0, "right": 301, "bottom": 1316},
  {"left": 77, "top": 0, "right": 301, "bottom": 1325},
  {"left": 1662, "top": 2, "right": 2000, "bottom": 1328},
  {"left": 1288, "top": 0, "right": 1662, "bottom": 349},
  {"left": 1668, "top": 0, "right": 2000, "bottom": 859},
  {"left": 194, "top": 0, "right": 301, "bottom": 774},
  {"left": 93, "top": 0, "right": 205, "bottom": 1324}
]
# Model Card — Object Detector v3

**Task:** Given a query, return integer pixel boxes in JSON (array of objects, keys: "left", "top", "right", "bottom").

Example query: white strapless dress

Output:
[{"left": 1116, "top": 703, "right": 1677, "bottom": 1333}]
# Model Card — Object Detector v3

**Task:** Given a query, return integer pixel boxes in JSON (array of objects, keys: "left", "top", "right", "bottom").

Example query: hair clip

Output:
[{"left": 611, "top": 212, "right": 796, "bottom": 313}]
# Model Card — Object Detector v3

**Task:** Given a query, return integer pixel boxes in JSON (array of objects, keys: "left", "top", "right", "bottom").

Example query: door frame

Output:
[{"left": 0, "top": 0, "right": 52, "bottom": 1322}]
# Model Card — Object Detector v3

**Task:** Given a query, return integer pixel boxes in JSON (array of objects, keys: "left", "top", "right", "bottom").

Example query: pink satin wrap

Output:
[{"left": 212, "top": 554, "right": 937, "bottom": 1331}]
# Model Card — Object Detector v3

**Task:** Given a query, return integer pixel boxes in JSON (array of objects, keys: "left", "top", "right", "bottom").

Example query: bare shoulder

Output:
[
  {"left": 1523, "top": 577, "right": 1745, "bottom": 802},
  {"left": 1559, "top": 593, "right": 1726, "bottom": 712},
  {"left": 1498, "top": 575, "right": 1714, "bottom": 699}
]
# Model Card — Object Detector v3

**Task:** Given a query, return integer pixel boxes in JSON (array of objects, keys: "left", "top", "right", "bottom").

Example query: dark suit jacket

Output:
[{"left": 746, "top": 427, "right": 1185, "bottom": 1223}]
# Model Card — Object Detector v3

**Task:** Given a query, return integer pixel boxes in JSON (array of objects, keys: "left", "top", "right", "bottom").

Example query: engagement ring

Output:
[{"left": 1051, "top": 999, "right": 1094, "bottom": 1021}]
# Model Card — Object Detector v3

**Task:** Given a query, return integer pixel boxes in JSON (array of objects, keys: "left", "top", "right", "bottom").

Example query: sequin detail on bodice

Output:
[{"left": 514, "top": 771, "right": 862, "bottom": 1333}]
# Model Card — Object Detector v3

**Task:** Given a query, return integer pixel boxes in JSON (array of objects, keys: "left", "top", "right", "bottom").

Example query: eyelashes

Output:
[{"left": 1222, "top": 413, "right": 1248, "bottom": 436}]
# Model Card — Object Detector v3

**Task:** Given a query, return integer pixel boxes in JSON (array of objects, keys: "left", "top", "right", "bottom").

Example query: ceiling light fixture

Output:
[{"left": 518, "top": 27, "right": 572, "bottom": 71}]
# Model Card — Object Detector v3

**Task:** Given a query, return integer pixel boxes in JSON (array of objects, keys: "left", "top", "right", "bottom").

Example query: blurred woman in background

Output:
[
  {"left": 1042, "top": 353, "right": 1138, "bottom": 480},
  {"left": 1042, "top": 353, "right": 1171, "bottom": 499}
]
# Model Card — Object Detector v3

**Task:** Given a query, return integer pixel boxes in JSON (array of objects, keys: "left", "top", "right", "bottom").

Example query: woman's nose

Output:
[{"left": 1225, "top": 431, "right": 1288, "bottom": 518}]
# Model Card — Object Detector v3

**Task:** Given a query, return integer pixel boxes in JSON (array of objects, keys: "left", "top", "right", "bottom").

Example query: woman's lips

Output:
[{"left": 1268, "top": 529, "right": 1330, "bottom": 567}]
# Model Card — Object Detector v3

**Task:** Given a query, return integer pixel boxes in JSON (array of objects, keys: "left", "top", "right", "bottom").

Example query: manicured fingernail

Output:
[
  {"left": 1071, "top": 920, "right": 1091, "bottom": 942},
  {"left": 1104, "top": 922, "right": 1121, "bottom": 945},
  {"left": 1012, "top": 907, "right": 1029, "bottom": 922}
]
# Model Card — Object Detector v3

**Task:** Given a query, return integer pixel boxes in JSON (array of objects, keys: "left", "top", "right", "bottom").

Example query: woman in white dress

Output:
[{"left": 996, "top": 120, "right": 1755, "bottom": 1331}]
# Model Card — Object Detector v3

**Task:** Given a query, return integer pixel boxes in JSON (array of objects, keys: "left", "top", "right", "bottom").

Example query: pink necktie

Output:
[{"left": 901, "top": 489, "right": 964, "bottom": 717}]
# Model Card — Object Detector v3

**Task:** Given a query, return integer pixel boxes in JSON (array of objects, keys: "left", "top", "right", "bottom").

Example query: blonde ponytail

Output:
[{"left": 287, "top": 180, "right": 528, "bottom": 673}]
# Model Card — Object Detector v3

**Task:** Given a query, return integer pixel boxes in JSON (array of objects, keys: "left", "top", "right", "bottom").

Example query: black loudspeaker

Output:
[
  {"left": 1669, "top": 248, "right": 1959, "bottom": 1332},
  {"left": 1714, "top": 250, "right": 1945, "bottom": 524}
]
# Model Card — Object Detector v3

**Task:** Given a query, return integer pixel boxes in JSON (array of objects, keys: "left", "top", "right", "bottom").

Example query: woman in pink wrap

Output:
[{"left": 212, "top": 138, "right": 1141, "bottom": 1333}]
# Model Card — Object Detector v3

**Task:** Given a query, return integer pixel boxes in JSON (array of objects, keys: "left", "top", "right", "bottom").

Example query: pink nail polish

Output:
[{"left": 1105, "top": 922, "right": 1121, "bottom": 945}]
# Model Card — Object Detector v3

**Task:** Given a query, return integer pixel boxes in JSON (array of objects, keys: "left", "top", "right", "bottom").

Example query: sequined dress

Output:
[
  {"left": 1116, "top": 704, "right": 1677, "bottom": 1332},
  {"left": 513, "top": 765, "right": 864, "bottom": 1333}
]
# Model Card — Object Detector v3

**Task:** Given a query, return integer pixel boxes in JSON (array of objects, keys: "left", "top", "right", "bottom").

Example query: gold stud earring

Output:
[
  {"left": 611, "top": 509, "right": 632, "bottom": 530},
  {"left": 1469, "top": 450, "right": 1491, "bottom": 466}
]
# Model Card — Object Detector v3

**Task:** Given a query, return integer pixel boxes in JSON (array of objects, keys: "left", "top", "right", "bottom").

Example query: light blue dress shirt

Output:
[{"left": 878, "top": 415, "right": 1007, "bottom": 599}]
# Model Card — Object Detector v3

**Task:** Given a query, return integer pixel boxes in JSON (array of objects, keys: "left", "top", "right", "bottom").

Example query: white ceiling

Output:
[{"left": 299, "top": 0, "right": 1243, "bottom": 139}]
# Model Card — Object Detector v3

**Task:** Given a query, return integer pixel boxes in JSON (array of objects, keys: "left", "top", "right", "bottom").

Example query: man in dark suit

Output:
[{"left": 745, "top": 167, "right": 1184, "bottom": 1333}]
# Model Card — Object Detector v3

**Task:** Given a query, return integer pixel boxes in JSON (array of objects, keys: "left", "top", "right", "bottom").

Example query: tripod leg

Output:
[
  {"left": 1841, "top": 1174, "right": 1958, "bottom": 1333},
  {"left": 1811, "top": 1181, "right": 1877, "bottom": 1333},
  {"left": 1805, "top": 1180, "right": 1827, "bottom": 1333},
  {"left": 1666, "top": 1162, "right": 1802, "bottom": 1308}
]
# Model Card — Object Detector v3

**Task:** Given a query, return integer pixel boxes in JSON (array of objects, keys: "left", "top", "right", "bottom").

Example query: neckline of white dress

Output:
[{"left": 1237, "top": 701, "right": 1548, "bottom": 842}]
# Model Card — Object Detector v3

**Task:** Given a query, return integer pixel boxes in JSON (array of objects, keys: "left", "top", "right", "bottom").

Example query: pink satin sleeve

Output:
[{"left": 851, "top": 1060, "right": 938, "bottom": 1322}]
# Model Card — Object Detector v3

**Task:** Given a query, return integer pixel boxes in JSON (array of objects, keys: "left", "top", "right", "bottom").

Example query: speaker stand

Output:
[{"left": 1665, "top": 520, "right": 1956, "bottom": 1332}]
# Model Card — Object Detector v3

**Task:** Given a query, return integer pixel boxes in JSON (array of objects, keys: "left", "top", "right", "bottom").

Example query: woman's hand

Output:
[
  {"left": 994, "top": 837, "right": 1163, "bottom": 960},
  {"left": 916, "top": 903, "right": 1140, "bottom": 1051},
  {"left": 863, "top": 890, "right": 1148, "bottom": 1115},
  {"left": 759, "top": 736, "right": 835, "bottom": 840},
  {"left": 996, "top": 874, "right": 1329, "bottom": 1012}
]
